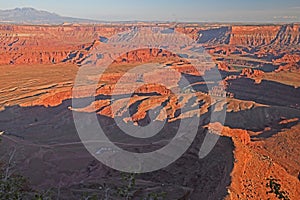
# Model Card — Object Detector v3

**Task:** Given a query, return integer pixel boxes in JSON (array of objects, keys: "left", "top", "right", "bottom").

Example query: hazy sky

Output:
[{"left": 1, "top": 0, "right": 300, "bottom": 22}]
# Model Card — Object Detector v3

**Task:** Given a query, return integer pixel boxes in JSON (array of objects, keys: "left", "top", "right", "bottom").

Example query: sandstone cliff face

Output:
[
  {"left": 206, "top": 122, "right": 300, "bottom": 200},
  {"left": 241, "top": 68, "right": 264, "bottom": 77},
  {"left": 229, "top": 26, "right": 281, "bottom": 46},
  {"left": 0, "top": 25, "right": 128, "bottom": 65},
  {"left": 1, "top": 23, "right": 300, "bottom": 200},
  {"left": 175, "top": 27, "right": 202, "bottom": 41},
  {"left": 0, "top": 24, "right": 299, "bottom": 65},
  {"left": 272, "top": 24, "right": 300, "bottom": 46},
  {"left": 229, "top": 24, "right": 300, "bottom": 46},
  {"left": 206, "top": 122, "right": 251, "bottom": 145},
  {"left": 193, "top": 24, "right": 300, "bottom": 47},
  {"left": 197, "top": 27, "right": 231, "bottom": 44},
  {"left": 112, "top": 48, "right": 180, "bottom": 64}
]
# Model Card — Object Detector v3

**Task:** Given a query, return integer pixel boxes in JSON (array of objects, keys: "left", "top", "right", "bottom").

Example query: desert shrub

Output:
[
  {"left": 266, "top": 177, "right": 290, "bottom": 200},
  {"left": 0, "top": 173, "right": 28, "bottom": 200},
  {"left": 117, "top": 173, "right": 136, "bottom": 199},
  {"left": 0, "top": 136, "right": 48, "bottom": 200},
  {"left": 145, "top": 191, "right": 167, "bottom": 200},
  {"left": 116, "top": 173, "right": 167, "bottom": 200}
]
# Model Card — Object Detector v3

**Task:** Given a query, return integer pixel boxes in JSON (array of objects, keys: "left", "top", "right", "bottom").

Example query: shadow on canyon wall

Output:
[
  {"left": 0, "top": 99, "right": 234, "bottom": 200},
  {"left": 227, "top": 78, "right": 300, "bottom": 107}
]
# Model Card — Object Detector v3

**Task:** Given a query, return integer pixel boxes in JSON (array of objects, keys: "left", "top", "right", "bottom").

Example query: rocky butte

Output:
[{"left": 0, "top": 22, "right": 299, "bottom": 199}]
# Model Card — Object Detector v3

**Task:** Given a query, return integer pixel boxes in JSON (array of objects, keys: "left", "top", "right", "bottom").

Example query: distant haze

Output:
[
  {"left": 0, "top": 7, "right": 100, "bottom": 24},
  {"left": 0, "top": 0, "right": 300, "bottom": 23}
]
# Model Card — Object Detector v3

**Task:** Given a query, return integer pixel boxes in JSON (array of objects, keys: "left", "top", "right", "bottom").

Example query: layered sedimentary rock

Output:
[
  {"left": 206, "top": 122, "right": 300, "bottom": 200},
  {"left": 229, "top": 26, "right": 281, "bottom": 46},
  {"left": 0, "top": 24, "right": 299, "bottom": 65},
  {"left": 0, "top": 23, "right": 300, "bottom": 200},
  {"left": 0, "top": 25, "right": 128, "bottom": 65},
  {"left": 240, "top": 68, "right": 264, "bottom": 77}
]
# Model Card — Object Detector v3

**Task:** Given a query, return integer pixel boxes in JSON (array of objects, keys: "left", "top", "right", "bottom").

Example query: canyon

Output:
[{"left": 0, "top": 23, "right": 299, "bottom": 199}]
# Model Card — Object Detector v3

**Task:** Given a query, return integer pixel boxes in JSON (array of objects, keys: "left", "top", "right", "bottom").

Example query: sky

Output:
[{"left": 0, "top": 0, "right": 300, "bottom": 22}]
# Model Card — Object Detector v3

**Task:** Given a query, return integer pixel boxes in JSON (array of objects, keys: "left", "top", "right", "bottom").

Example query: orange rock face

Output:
[
  {"left": 207, "top": 122, "right": 251, "bottom": 145},
  {"left": 241, "top": 68, "right": 264, "bottom": 77},
  {"left": 229, "top": 26, "right": 281, "bottom": 46},
  {"left": 1, "top": 24, "right": 299, "bottom": 66},
  {"left": 0, "top": 24, "right": 128, "bottom": 65},
  {"left": 112, "top": 48, "right": 181, "bottom": 64},
  {"left": 207, "top": 123, "right": 300, "bottom": 200},
  {"left": 229, "top": 24, "right": 300, "bottom": 46},
  {"left": 0, "top": 23, "right": 300, "bottom": 200}
]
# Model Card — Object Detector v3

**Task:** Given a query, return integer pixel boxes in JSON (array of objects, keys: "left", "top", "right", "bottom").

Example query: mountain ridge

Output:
[{"left": 0, "top": 7, "right": 101, "bottom": 24}]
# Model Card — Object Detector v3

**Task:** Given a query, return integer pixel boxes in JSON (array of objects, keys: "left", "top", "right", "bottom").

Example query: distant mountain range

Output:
[{"left": 0, "top": 7, "right": 101, "bottom": 24}]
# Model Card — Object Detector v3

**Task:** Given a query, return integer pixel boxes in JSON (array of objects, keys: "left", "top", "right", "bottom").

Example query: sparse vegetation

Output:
[
  {"left": 266, "top": 177, "right": 290, "bottom": 200},
  {"left": 0, "top": 138, "right": 27, "bottom": 200},
  {"left": 0, "top": 136, "right": 51, "bottom": 200},
  {"left": 0, "top": 140, "right": 28, "bottom": 199},
  {"left": 116, "top": 173, "right": 137, "bottom": 199},
  {"left": 116, "top": 173, "right": 167, "bottom": 200},
  {"left": 0, "top": 173, "right": 28, "bottom": 200},
  {"left": 145, "top": 191, "right": 167, "bottom": 200}
]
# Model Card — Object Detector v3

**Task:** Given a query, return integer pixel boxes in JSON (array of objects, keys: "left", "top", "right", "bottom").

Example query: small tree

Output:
[{"left": 0, "top": 144, "right": 29, "bottom": 199}]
